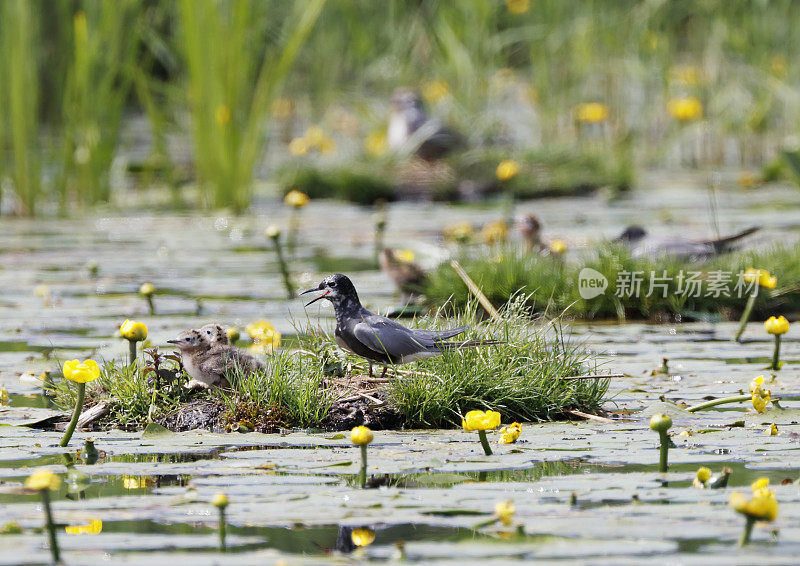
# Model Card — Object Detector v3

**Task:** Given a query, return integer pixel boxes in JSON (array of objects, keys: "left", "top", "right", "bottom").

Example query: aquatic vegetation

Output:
[
  {"left": 764, "top": 315, "right": 789, "bottom": 370},
  {"left": 649, "top": 413, "right": 672, "bottom": 473},
  {"left": 60, "top": 359, "right": 100, "bottom": 447},
  {"left": 734, "top": 268, "right": 776, "bottom": 342},
  {"left": 351, "top": 425, "right": 373, "bottom": 488},
  {"left": 139, "top": 283, "right": 156, "bottom": 315},
  {"left": 462, "top": 410, "right": 501, "bottom": 456},
  {"left": 265, "top": 226, "right": 295, "bottom": 298},
  {"left": 424, "top": 242, "right": 800, "bottom": 321},
  {"left": 25, "top": 469, "right": 61, "bottom": 563}
]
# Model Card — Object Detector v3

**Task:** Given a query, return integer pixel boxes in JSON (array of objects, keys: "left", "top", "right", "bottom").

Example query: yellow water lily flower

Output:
[
  {"left": 246, "top": 319, "right": 281, "bottom": 353},
  {"left": 752, "top": 389, "right": 771, "bottom": 413},
  {"left": 120, "top": 319, "right": 148, "bottom": 342},
  {"left": 549, "top": 239, "right": 567, "bottom": 254},
  {"left": 749, "top": 375, "right": 765, "bottom": 395},
  {"left": 62, "top": 359, "right": 100, "bottom": 384},
  {"left": 696, "top": 467, "right": 712, "bottom": 484},
  {"left": 443, "top": 221, "right": 473, "bottom": 243},
  {"left": 26, "top": 469, "right": 61, "bottom": 491},
  {"left": 766, "top": 423, "right": 778, "bottom": 436},
  {"left": 122, "top": 475, "right": 148, "bottom": 490},
  {"left": 288, "top": 137, "right": 310, "bottom": 156},
  {"left": 305, "top": 126, "right": 325, "bottom": 147},
  {"left": 667, "top": 97, "right": 703, "bottom": 121},
  {"left": 743, "top": 268, "right": 776, "bottom": 289},
  {"left": 226, "top": 327, "right": 240, "bottom": 343},
  {"left": 421, "top": 78, "right": 450, "bottom": 104},
  {"left": 364, "top": 131, "right": 387, "bottom": 157},
  {"left": 351, "top": 527, "right": 375, "bottom": 547},
  {"left": 575, "top": 102, "right": 610, "bottom": 124},
  {"left": 649, "top": 413, "right": 672, "bottom": 433},
  {"left": 481, "top": 220, "right": 508, "bottom": 245},
  {"left": 65, "top": 519, "right": 102, "bottom": 535},
  {"left": 495, "top": 500, "right": 515, "bottom": 526},
  {"left": 499, "top": 422, "right": 522, "bottom": 444},
  {"left": 0, "top": 388, "right": 8, "bottom": 406},
  {"left": 351, "top": 425, "right": 374, "bottom": 446},
  {"left": 284, "top": 190, "right": 310, "bottom": 209},
  {"left": 211, "top": 492, "right": 229, "bottom": 509},
  {"left": 495, "top": 160, "right": 520, "bottom": 182},
  {"left": 764, "top": 316, "right": 789, "bottom": 335},
  {"left": 319, "top": 137, "right": 337, "bottom": 155},
  {"left": 138, "top": 283, "right": 155, "bottom": 297},
  {"left": 730, "top": 488, "right": 778, "bottom": 522},
  {"left": 394, "top": 250, "right": 415, "bottom": 263},
  {"left": 462, "top": 410, "right": 501, "bottom": 431},
  {"left": 265, "top": 225, "right": 281, "bottom": 240},
  {"left": 505, "top": 0, "right": 530, "bottom": 14}
]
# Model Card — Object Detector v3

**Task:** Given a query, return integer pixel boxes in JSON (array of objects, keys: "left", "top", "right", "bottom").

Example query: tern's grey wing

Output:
[
  {"left": 411, "top": 326, "right": 469, "bottom": 341},
  {"left": 352, "top": 318, "right": 434, "bottom": 361}
]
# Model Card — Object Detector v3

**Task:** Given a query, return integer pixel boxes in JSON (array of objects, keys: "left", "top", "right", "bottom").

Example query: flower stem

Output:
[
  {"left": 358, "top": 444, "right": 368, "bottom": 489},
  {"left": 686, "top": 394, "right": 751, "bottom": 413},
  {"left": 40, "top": 489, "right": 60, "bottom": 563},
  {"left": 288, "top": 209, "right": 299, "bottom": 257},
  {"left": 738, "top": 516, "right": 755, "bottom": 546},
  {"left": 771, "top": 334, "right": 781, "bottom": 371},
  {"left": 146, "top": 295, "right": 155, "bottom": 315},
  {"left": 734, "top": 286, "right": 758, "bottom": 342},
  {"left": 271, "top": 238, "right": 294, "bottom": 299},
  {"left": 60, "top": 382, "right": 85, "bottom": 447},
  {"left": 477, "top": 430, "right": 493, "bottom": 456},
  {"left": 218, "top": 507, "right": 227, "bottom": 552},
  {"left": 128, "top": 339, "right": 137, "bottom": 366},
  {"left": 658, "top": 430, "right": 669, "bottom": 472}
]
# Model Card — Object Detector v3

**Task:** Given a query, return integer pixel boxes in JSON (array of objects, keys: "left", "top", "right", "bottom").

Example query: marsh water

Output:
[{"left": 1, "top": 171, "right": 799, "bottom": 564}]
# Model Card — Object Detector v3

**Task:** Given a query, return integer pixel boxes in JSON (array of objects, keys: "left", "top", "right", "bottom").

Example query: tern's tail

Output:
[{"left": 436, "top": 339, "right": 504, "bottom": 350}]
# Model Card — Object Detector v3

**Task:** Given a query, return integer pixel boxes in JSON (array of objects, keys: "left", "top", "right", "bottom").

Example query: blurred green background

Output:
[{"left": 1, "top": 0, "right": 799, "bottom": 215}]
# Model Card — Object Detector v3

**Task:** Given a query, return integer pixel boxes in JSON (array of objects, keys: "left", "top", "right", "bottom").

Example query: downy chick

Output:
[{"left": 378, "top": 248, "right": 427, "bottom": 304}]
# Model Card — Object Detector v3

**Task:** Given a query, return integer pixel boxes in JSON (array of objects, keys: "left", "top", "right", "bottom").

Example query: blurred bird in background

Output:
[{"left": 388, "top": 88, "right": 463, "bottom": 161}]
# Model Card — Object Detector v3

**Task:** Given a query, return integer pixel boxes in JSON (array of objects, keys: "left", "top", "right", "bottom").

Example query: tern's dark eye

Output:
[{"left": 329, "top": 281, "right": 337, "bottom": 288}]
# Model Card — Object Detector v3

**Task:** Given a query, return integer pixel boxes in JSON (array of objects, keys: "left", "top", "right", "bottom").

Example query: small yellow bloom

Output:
[
  {"left": 669, "top": 65, "right": 702, "bottom": 87},
  {"left": 138, "top": 282, "right": 155, "bottom": 297},
  {"left": 504, "top": 0, "right": 530, "bottom": 15},
  {"left": 549, "top": 239, "right": 567, "bottom": 254},
  {"left": 0, "top": 388, "right": 8, "bottom": 406},
  {"left": 211, "top": 492, "right": 229, "bottom": 508},
  {"left": 65, "top": 519, "right": 102, "bottom": 535},
  {"left": 575, "top": 102, "right": 610, "bottom": 124},
  {"left": 62, "top": 359, "right": 100, "bottom": 384},
  {"left": 365, "top": 131, "right": 387, "bottom": 157},
  {"left": 120, "top": 319, "right": 148, "bottom": 342},
  {"left": 481, "top": 220, "right": 508, "bottom": 245},
  {"left": 351, "top": 425, "right": 374, "bottom": 446},
  {"left": 288, "top": 137, "right": 309, "bottom": 156},
  {"left": 499, "top": 422, "right": 522, "bottom": 444},
  {"left": 394, "top": 250, "right": 415, "bottom": 263},
  {"left": 226, "top": 327, "right": 240, "bottom": 343},
  {"left": 215, "top": 104, "right": 231, "bottom": 126},
  {"left": 751, "top": 478, "right": 770, "bottom": 493},
  {"left": 462, "top": 410, "right": 501, "bottom": 432},
  {"left": 496, "top": 160, "right": 520, "bottom": 182},
  {"left": 764, "top": 315, "right": 789, "bottom": 335},
  {"left": 667, "top": 97, "right": 703, "bottom": 121},
  {"left": 730, "top": 489, "right": 778, "bottom": 522},
  {"left": 265, "top": 225, "right": 281, "bottom": 240},
  {"left": 319, "top": 137, "right": 337, "bottom": 155},
  {"left": 122, "top": 476, "right": 146, "bottom": 490},
  {"left": 246, "top": 319, "right": 281, "bottom": 352},
  {"left": 743, "top": 268, "right": 776, "bottom": 290},
  {"left": 26, "top": 469, "right": 61, "bottom": 491},
  {"left": 443, "top": 221, "right": 473, "bottom": 243},
  {"left": 766, "top": 423, "right": 778, "bottom": 436},
  {"left": 421, "top": 78, "right": 450, "bottom": 104},
  {"left": 649, "top": 413, "right": 672, "bottom": 433},
  {"left": 749, "top": 375, "right": 765, "bottom": 395},
  {"left": 494, "top": 500, "right": 515, "bottom": 526},
  {"left": 696, "top": 467, "right": 712, "bottom": 484},
  {"left": 752, "top": 389, "right": 771, "bottom": 413},
  {"left": 351, "top": 527, "right": 375, "bottom": 547},
  {"left": 305, "top": 126, "right": 325, "bottom": 147},
  {"left": 284, "top": 189, "right": 310, "bottom": 209}
]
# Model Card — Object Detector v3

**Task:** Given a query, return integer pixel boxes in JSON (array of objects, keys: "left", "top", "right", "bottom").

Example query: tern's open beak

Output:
[{"left": 301, "top": 287, "right": 329, "bottom": 307}]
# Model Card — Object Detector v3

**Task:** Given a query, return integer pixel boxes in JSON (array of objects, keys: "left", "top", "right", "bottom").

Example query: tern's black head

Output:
[
  {"left": 301, "top": 273, "right": 360, "bottom": 308},
  {"left": 617, "top": 225, "right": 647, "bottom": 243}
]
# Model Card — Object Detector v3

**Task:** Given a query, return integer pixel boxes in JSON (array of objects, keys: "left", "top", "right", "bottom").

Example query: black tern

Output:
[
  {"left": 388, "top": 89, "right": 464, "bottom": 161},
  {"left": 615, "top": 225, "right": 759, "bottom": 260},
  {"left": 301, "top": 273, "right": 500, "bottom": 377}
]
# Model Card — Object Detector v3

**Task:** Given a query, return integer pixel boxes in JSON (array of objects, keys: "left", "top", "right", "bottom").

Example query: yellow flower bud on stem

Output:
[
  {"left": 649, "top": 414, "right": 672, "bottom": 472},
  {"left": 40, "top": 488, "right": 60, "bottom": 562},
  {"left": 214, "top": 497, "right": 228, "bottom": 552}
]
